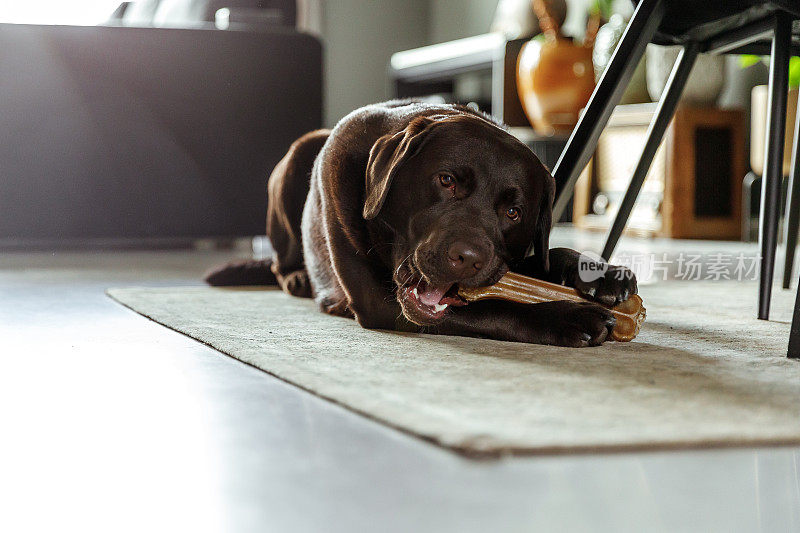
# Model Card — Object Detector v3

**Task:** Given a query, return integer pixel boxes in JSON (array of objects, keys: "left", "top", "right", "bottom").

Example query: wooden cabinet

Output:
[{"left": 573, "top": 104, "right": 745, "bottom": 240}]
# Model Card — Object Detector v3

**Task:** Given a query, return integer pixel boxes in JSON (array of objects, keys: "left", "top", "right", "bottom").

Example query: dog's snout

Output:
[{"left": 446, "top": 241, "right": 486, "bottom": 278}]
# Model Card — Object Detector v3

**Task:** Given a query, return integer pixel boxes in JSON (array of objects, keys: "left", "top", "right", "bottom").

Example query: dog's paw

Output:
[
  {"left": 574, "top": 264, "right": 637, "bottom": 307},
  {"left": 546, "top": 301, "right": 616, "bottom": 347},
  {"left": 282, "top": 270, "right": 313, "bottom": 298}
]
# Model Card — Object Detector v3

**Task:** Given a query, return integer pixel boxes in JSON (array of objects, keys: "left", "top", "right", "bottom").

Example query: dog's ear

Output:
[
  {"left": 530, "top": 171, "right": 556, "bottom": 273},
  {"left": 363, "top": 116, "right": 436, "bottom": 220}
]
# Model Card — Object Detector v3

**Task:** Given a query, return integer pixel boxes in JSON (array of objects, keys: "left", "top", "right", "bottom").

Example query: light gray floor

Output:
[{"left": 2, "top": 232, "right": 800, "bottom": 533}]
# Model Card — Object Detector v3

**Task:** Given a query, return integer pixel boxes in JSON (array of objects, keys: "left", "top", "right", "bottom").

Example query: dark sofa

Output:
[{"left": 0, "top": 0, "right": 321, "bottom": 246}]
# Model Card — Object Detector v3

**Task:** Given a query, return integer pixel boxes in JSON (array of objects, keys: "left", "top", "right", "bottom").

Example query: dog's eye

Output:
[
  {"left": 506, "top": 207, "right": 521, "bottom": 221},
  {"left": 438, "top": 173, "right": 455, "bottom": 188}
]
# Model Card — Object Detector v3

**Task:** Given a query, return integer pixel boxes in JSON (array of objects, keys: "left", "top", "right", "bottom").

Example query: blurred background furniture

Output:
[
  {"left": 546, "top": 0, "right": 799, "bottom": 330},
  {"left": 108, "top": 0, "right": 297, "bottom": 28},
  {"left": 728, "top": 85, "right": 797, "bottom": 248},
  {"left": 0, "top": 0, "right": 321, "bottom": 247},
  {"left": 573, "top": 103, "right": 745, "bottom": 240},
  {"left": 389, "top": 35, "right": 530, "bottom": 130}
]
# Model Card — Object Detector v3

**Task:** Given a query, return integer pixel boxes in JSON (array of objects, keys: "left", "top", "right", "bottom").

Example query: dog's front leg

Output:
[
  {"left": 325, "top": 231, "right": 406, "bottom": 330},
  {"left": 515, "top": 248, "right": 637, "bottom": 307},
  {"left": 437, "top": 299, "right": 615, "bottom": 347}
]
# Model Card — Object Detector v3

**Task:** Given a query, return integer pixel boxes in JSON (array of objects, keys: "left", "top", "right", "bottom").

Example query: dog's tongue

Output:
[{"left": 418, "top": 284, "right": 452, "bottom": 307}]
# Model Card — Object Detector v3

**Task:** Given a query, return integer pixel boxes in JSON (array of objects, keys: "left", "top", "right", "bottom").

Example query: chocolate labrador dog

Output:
[{"left": 206, "top": 100, "right": 636, "bottom": 346}]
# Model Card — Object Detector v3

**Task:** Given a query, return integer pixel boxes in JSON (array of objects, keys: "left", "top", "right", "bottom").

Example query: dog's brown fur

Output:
[{"left": 206, "top": 101, "right": 637, "bottom": 346}]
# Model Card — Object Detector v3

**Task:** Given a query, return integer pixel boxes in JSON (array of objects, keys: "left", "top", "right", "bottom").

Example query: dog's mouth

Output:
[
  {"left": 394, "top": 254, "right": 508, "bottom": 325},
  {"left": 399, "top": 278, "right": 468, "bottom": 323}
]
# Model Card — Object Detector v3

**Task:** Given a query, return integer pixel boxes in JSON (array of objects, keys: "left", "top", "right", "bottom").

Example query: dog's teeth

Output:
[
  {"left": 411, "top": 288, "right": 418, "bottom": 298},
  {"left": 433, "top": 303, "right": 448, "bottom": 313}
]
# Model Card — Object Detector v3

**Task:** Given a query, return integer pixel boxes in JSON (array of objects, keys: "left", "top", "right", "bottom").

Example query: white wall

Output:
[
  {"left": 320, "top": 0, "right": 429, "bottom": 126},
  {"left": 427, "top": 0, "right": 498, "bottom": 44}
]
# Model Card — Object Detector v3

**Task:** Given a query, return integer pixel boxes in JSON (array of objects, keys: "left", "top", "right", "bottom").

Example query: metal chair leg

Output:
[
  {"left": 758, "top": 12, "right": 793, "bottom": 320},
  {"left": 782, "top": 90, "right": 800, "bottom": 289},
  {"left": 601, "top": 43, "right": 699, "bottom": 261},
  {"left": 550, "top": 0, "right": 665, "bottom": 222},
  {"left": 742, "top": 171, "right": 760, "bottom": 242},
  {"left": 788, "top": 274, "right": 800, "bottom": 358}
]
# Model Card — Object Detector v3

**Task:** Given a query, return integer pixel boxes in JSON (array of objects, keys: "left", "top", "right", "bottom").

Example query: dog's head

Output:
[{"left": 364, "top": 112, "right": 555, "bottom": 326}]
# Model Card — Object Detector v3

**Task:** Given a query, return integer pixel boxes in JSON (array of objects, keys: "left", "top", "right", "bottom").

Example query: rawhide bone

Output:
[{"left": 457, "top": 271, "right": 645, "bottom": 342}]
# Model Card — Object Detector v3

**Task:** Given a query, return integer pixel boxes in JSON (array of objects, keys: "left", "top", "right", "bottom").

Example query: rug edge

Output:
[{"left": 106, "top": 287, "right": 800, "bottom": 459}]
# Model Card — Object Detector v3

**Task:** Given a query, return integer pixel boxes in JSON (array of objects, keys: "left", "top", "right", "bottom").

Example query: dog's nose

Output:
[{"left": 446, "top": 241, "right": 486, "bottom": 278}]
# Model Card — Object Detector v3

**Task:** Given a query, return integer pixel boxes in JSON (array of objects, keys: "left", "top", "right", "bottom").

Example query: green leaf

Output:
[
  {"left": 739, "top": 55, "right": 762, "bottom": 69},
  {"left": 738, "top": 56, "right": 799, "bottom": 89},
  {"left": 789, "top": 56, "right": 800, "bottom": 90},
  {"left": 591, "top": 0, "right": 614, "bottom": 19}
]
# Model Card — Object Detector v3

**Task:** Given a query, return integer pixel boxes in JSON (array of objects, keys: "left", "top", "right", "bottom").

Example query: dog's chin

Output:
[{"left": 394, "top": 264, "right": 508, "bottom": 326}]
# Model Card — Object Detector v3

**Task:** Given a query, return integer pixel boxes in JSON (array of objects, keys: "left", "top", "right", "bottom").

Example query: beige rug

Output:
[{"left": 107, "top": 281, "right": 800, "bottom": 456}]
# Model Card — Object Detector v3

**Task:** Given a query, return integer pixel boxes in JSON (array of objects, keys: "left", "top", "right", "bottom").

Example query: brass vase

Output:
[{"left": 516, "top": 37, "right": 596, "bottom": 135}]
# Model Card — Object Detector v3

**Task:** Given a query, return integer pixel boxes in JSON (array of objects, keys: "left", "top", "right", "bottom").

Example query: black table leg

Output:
[
  {"left": 788, "top": 275, "right": 800, "bottom": 358},
  {"left": 549, "top": 0, "right": 665, "bottom": 222},
  {"left": 601, "top": 43, "right": 699, "bottom": 261},
  {"left": 782, "top": 90, "right": 800, "bottom": 289},
  {"left": 758, "top": 12, "right": 793, "bottom": 320}
]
